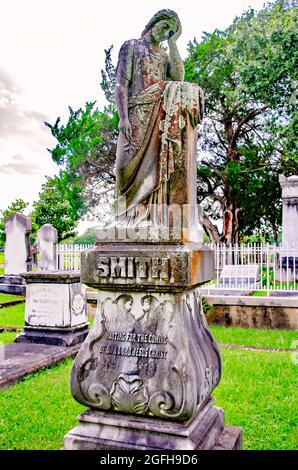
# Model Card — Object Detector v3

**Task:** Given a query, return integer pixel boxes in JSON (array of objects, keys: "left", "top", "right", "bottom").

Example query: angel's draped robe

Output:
[{"left": 115, "top": 38, "right": 204, "bottom": 226}]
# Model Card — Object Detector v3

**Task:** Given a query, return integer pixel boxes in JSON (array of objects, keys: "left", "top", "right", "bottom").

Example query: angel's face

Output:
[{"left": 150, "top": 20, "right": 177, "bottom": 43}]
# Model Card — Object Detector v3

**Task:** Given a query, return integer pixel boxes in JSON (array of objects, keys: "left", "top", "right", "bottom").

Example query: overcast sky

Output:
[{"left": 0, "top": 0, "right": 267, "bottom": 230}]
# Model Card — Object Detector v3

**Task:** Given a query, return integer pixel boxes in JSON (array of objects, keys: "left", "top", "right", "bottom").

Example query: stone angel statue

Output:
[{"left": 115, "top": 9, "right": 204, "bottom": 230}]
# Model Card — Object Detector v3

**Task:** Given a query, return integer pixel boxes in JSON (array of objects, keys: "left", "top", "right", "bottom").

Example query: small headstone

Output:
[
  {"left": 0, "top": 213, "right": 32, "bottom": 295},
  {"left": 220, "top": 264, "right": 260, "bottom": 288},
  {"left": 4, "top": 213, "right": 32, "bottom": 275},
  {"left": 37, "top": 224, "right": 58, "bottom": 271},
  {"left": 16, "top": 271, "right": 89, "bottom": 347}
]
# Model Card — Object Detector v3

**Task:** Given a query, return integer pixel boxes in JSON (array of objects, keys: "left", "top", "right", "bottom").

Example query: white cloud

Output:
[{"left": 0, "top": 0, "right": 267, "bottom": 213}]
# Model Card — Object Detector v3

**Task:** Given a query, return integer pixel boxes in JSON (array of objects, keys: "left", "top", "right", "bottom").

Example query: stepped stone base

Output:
[
  {"left": 64, "top": 398, "right": 242, "bottom": 450},
  {"left": 15, "top": 324, "right": 89, "bottom": 347},
  {"left": 0, "top": 275, "right": 26, "bottom": 295}
]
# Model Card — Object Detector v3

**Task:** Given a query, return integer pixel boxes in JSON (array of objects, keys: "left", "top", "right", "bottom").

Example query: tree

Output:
[
  {"left": 71, "top": 227, "right": 97, "bottom": 245},
  {"left": 0, "top": 199, "right": 29, "bottom": 248},
  {"left": 45, "top": 47, "right": 118, "bottom": 216},
  {"left": 45, "top": 3, "right": 297, "bottom": 243},
  {"left": 185, "top": 0, "right": 297, "bottom": 243},
  {"left": 32, "top": 177, "right": 82, "bottom": 241}
]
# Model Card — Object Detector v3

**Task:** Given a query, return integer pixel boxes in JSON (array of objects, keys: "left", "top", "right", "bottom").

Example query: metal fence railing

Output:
[
  {"left": 56, "top": 244, "right": 94, "bottom": 271},
  {"left": 56, "top": 243, "right": 298, "bottom": 293},
  {"left": 207, "top": 243, "right": 298, "bottom": 293}
]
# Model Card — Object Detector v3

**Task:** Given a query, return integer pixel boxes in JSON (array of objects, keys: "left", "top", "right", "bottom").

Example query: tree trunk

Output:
[
  {"left": 219, "top": 188, "right": 240, "bottom": 244},
  {"left": 202, "top": 211, "right": 221, "bottom": 243}
]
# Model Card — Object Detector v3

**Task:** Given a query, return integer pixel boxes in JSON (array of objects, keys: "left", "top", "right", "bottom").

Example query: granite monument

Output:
[{"left": 64, "top": 9, "right": 242, "bottom": 450}]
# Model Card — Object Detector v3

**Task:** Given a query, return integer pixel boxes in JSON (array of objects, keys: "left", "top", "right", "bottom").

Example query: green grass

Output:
[
  {"left": 251, "top": 291, "right": 268, "bottom": 296},
  {"left": 0, "top": 331, "right": 18, "bottom": 344},
  {"left": 0, "top": 252, "right": 4, "bottom": 264},
  {"left": 0, "top": 304, "right": 25, "bottom": 328},
  {"left": 0, "top": 359, "right": 85, "bottom": 450},
  {"left": 0, "top": 349, "right": 296, "bottom": 450},
  {"left": 0, "top": 303, "right": 296, "bottom": 449},
  {"left": 0, "top": 293, "right": 25, "bottom": 303},
  {"left": 210, "top": 325, "right": 297, "bottom": 350},
  {"left": 213, "top": 349, "right": 298, "bottom": 450},
  {"left": 0, "top": 268, "right": 4, "bottom": 275}
]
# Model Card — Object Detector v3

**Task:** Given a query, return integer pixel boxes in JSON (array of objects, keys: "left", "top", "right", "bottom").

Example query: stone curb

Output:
[
  {"left": 0, "top": 343, "right": 81, "bottom": 390},
  {"left": 0, "top": 299, "right": 25, "bottom": 309}
]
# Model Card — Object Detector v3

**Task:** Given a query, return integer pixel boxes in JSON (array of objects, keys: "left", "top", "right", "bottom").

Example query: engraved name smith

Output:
[{"left": 97, "top": 256, "right": 172, "bottom": 281}]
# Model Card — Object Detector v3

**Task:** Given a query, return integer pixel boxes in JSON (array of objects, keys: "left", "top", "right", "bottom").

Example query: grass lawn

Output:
[
  {"left": 213, "top": 349, "right": 297, "bottom": 450},
  {"left": 210, "top": 325, "right": 298, "bottom": 350},
  {"left": 0, "top": 252, "right": 4, "bottom": 264},
  {"left": 0, "top": 359, "right": 85, "bottom": 450},
  {"left": 0, "top": 303, "right": 297, "bottom": 449},
  {"left": 251, "top": 291, "right": 268, "bottom": 296},
  {"left": 0, "top": 303, "right": 24, "bottom": 329},
  {"left": 0, "top": 348, "right": 296, "bottom": 450},
  {"left": 0, "top": 331, "right": 18, "bottom": 344},
  {"left": 0, "top": 293, "right": 25, "bottom": 303}
]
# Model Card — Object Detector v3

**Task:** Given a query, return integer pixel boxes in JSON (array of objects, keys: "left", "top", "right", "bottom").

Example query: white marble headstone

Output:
[
  {"left": 279, "top": 175, "right": 298, "bottom": 247},
  {"left": 37, "top": 224, "right": 58, "bottom": 271},
  {"left": 220, "top": 264, "right": 260, "bottom": 287},
  {"left": 25, "top": 282, "right": 87, "bottom": 328},
  {"left": 4, "top": 213, "right": 32, "bottom": 275}
]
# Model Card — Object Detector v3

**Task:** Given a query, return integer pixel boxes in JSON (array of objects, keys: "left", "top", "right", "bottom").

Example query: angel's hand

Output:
[
  {"left": 168, "top": 23, "right": 182, "bottom": 42},
  {"left": 119, "top": 118, "right": 132, "bottom": 141}
]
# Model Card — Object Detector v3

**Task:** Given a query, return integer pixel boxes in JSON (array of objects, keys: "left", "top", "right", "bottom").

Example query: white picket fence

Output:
[
  {"left": 208, "top": 243, "right": 298, "bottom": 292},
  {"left": 56, "top": 244, "right": 94, "bottom": 271},
  {"left": 56, "top": 243, "right": 298, "bottom": 292}
]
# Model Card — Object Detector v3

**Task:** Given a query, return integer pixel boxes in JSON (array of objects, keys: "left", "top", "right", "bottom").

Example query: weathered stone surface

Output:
[
  {"left": 65, "top": 8, "right": 242, "bottom": 451},
  {"left": 213, "top": 426, "right": 243, "bottom": 450},
  {"left": 4, "top": 213, "right": 32, "bottom": 275},
  {"left": 36, "top": 224, "right": 58, "bottom": 271},
  {"left": 112, "top": 9, "right": 204, "bottom": 240},
  {"left": 0, "top": 275, "right": 26, "bottom": 295},
  {"left": 81, "top": 243, "right": 214, "bottom": 290},
  {"left": 23, "top": 282, "right": 87, "bottom": 328},
  {"left": 16, "top": 325, "right": 89, "bottom": 347},
  {"left": 22, "top": 271, "right": 81, "bottom": 284},
  {"left": 16, "top": 271, "right": 89, "bottom": 346},
  {"left": 204, "top": 295, "right": 298, "bottom": 329},
  {"left": 0, "top": 342, "right": 80, "bottom": 390},
  {"left": 64, "top": 399, "right": 242, "bottom": 450},
  {"left": 70, "top": 288, "right": 221, "bottom": 423}
]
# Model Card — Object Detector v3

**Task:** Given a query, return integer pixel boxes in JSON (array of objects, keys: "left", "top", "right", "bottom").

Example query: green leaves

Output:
[
  {"left": 32, "top": 177, "right": 84, "bottom": 242},
  {"left": 185, "top": 0, "right": 297, "bottom": 242},
  {"left": 0, "top": 199, "right": 29, "bottom": 248}
]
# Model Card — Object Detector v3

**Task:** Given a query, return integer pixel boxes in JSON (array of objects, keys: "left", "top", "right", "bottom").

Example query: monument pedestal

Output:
[
  {"left": 64, "top": 242, "right": 242, "bottom": 450},
  {"left": 15, "top": 271, "right": 89, "bottom": 347},
  {"left": 0, "top": 274, "right": 26, "bottom": 295},
  {"left": 64, "top": 398, "right": 242, "bottom": 450}
]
